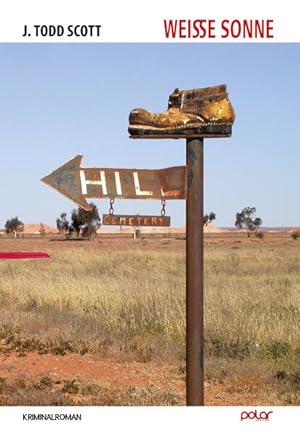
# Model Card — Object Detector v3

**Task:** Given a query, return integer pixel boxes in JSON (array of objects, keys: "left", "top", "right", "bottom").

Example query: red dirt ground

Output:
[
  {"left": 0, "top": 345, "right": 269, "bottom": 406},
  {"left": 0, "top": 231, "right": 295, "bottom": 254}
]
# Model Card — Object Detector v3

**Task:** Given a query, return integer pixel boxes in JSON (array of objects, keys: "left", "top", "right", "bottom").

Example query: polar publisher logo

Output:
[{"left": 241, "top": 410, "right": 273, "bottom": 422}]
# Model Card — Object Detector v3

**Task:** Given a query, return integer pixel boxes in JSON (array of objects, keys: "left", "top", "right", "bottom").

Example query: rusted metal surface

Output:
[
  {"left": 102, "top": 214, "right": 171, "bottom": 227},
  {"left": 186, "top": 137, "right": 204, "bottom": 406},
  {"left": 41, "top": 155, "right": 186, "bottom": 211}
]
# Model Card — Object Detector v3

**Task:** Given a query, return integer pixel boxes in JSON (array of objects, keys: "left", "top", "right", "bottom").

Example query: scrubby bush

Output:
[
  {"left": 291, "top": 230, "right": 300, "bottom": 240},
  {"left": 255, "top": 231, "right": 264, "bottom": 239}
]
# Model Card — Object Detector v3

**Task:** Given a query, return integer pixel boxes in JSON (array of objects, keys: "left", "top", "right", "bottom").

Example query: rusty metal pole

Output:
[{"left": 186, "top": 137, "right": 204, "bottom": 406}]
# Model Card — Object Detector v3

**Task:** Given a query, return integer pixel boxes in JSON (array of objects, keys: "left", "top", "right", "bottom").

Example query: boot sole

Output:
[{"left": 128, "top": 122, "right": 232, "bottom": 139}]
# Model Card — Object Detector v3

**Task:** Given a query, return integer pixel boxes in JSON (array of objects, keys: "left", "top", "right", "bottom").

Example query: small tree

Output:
[
  {"left": 70, "top": 203, "right": 101, "bottom": 238},
  {"left": 56, "top": 205, "right": 101, "bottom": 239},
  {"left": 5, "top": 217, "right": 24, "bottom": 238},
  {"left": 56, "top": 212, "right": 70, "bottom": 237},
  {"left": 235, "top": 206, "right": 263, "bottom": 237},
  {"left": 203, "top": 212, "right": 216, "bottom": 226}
]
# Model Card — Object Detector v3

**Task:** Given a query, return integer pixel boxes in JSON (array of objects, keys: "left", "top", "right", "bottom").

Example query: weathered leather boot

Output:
[{"left": 128, "top": 84, "right": 235, "bottom": 138}]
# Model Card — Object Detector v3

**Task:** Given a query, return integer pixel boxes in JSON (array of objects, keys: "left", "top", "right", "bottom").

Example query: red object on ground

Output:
[{"left": 0, "top": 252, "right": 50, "bottom": 259}]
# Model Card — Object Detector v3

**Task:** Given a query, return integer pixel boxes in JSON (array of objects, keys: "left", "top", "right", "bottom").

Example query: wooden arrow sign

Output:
[{"left": 41, "top": 155, "right": 186, "bottom": 211}]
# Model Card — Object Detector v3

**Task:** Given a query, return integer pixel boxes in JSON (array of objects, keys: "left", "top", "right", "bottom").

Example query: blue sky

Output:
[{"left": 0, "top": 43, "right": 299, "bottom": 228}]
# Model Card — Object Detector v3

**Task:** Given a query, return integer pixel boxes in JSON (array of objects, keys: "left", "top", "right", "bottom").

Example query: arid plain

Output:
[{"left": 0, "top": 232, "right": 299, "bottom": 405}]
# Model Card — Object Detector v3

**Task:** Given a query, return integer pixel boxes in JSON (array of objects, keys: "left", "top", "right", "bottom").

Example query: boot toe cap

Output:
[{"left": 129, "top": 108, "right": 152, "bottom": 126}]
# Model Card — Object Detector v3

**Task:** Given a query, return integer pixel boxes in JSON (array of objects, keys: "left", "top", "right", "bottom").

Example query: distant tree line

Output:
[
  {"left": 56, "top": 205, "right": 264, "bottom": 238},
  {"left": 9, "top": 205, "right": 299, "bottom": 240}
]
